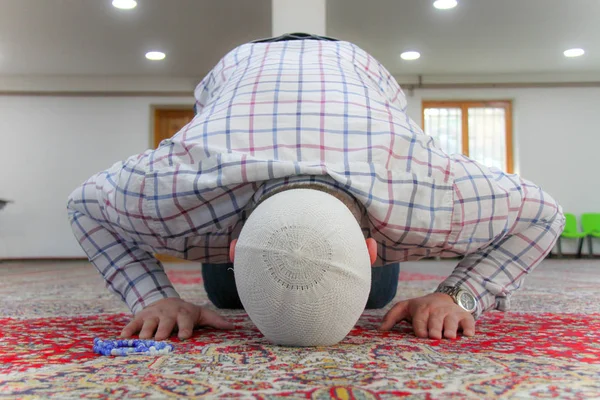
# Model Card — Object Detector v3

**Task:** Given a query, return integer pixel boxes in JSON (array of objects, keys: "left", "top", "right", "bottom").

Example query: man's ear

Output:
[
  {"left": 366, "top": 238, "right": 377, "bottom": 265},
  {"left": 229, "top": 239, "right": 237, "bottom": 263}
]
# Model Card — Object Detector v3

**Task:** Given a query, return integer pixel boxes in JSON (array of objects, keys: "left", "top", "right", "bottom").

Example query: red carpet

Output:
[{"left": 1, "top": 260, "right": 599, "bottom": 399}]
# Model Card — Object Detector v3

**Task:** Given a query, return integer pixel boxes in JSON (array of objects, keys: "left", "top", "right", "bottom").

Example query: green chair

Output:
[
  {"left": 557, "top": 213, "right": 588, "bottom": 258},
  {"left": 581, "top": 213, "right": 600, "bottom": 257}
]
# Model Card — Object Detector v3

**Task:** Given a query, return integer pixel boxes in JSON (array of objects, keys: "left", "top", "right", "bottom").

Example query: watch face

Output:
[{"left": 458, "top": 291, "right": 476, "bottom": 312}]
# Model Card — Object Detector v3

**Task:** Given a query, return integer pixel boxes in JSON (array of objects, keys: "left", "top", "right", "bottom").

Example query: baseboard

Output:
[
  {"left": 0, "top": 257, "right": 89, "bottom": 263},
  {"left": 0, "top": 256, "right": 192, "bottom": 263},
  {"left": 1, "top": 255, "right": 597, "bottom": 264},
  {"left": 548, "top": 253, "right": 600, "bottom": 259}
]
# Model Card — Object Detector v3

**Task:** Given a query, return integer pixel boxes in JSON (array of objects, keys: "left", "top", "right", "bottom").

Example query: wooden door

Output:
[
  {"left": 153, "top": 107, "right": 196, "bottom": 263},
  {"left": 153, "top": 108, "right": 196, "bottom": 148}
]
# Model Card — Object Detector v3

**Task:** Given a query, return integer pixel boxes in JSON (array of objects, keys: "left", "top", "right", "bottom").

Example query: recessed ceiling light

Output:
[
  {"left": 145, "top": 51, "right": 166, "bottom": 61},
  {"left": 112, "top": 0, "right": 137, "bottom": 10},
  {"left": 563, "top": 48, "right": 585, "bottom": 58},
  {"left": 433, "top": 0, "right": 457, "bottom": 10},
  {"left": 400, "top": 51, "right": 421, "bottom": 61}
]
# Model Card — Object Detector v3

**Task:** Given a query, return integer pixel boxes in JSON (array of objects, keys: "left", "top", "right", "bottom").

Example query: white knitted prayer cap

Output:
[{"left": 234, "top": 188, "right": 371, "bottom": 347}]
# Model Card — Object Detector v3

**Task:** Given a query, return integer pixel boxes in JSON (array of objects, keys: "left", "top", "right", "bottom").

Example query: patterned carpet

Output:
[{"left": 1, "top": 260, "right": 599, "bottom": 399}]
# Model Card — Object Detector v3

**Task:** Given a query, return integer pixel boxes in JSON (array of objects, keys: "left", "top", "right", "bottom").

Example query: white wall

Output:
[
  {"left": 1, "top": 86, "right": 598, "bottom": 258},
  {"left": 0, "top": 96, "right": 193, "bottom": 258}
]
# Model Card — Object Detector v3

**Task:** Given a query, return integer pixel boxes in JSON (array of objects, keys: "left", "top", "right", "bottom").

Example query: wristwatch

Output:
[{"left": 435, "top": 286, "right": 478, "bottom": 314}]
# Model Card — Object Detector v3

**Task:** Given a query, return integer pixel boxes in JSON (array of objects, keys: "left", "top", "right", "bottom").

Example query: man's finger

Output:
[
  {"left": 177, "top": 312, "right": 195, "bottom": 340},
  {"left": 412, "top": 308, "right": 430, "bottom": 338},
  {"left": 442, "top": 314, "right": 459, "bottom": 339},
  {"left": 138, "top": 318, "right": 159, "bottom": 339},
  {"left": 154, "top": 317, "right": 177, "bottom": 341},
  {"left": 379, "top": 301, "right": 410, "bottom": 331},
  {"left": 459, "top": 315, "right": 476, "bottom": 337},
  {"left": 197, "top": 308, "right": 235, "bottom": 330},
  {"left": 427, "top": 311, "right": 445, "bottom": 340},
  {"left": 120, "top": 317, "right": 143, "bottom": 338}
]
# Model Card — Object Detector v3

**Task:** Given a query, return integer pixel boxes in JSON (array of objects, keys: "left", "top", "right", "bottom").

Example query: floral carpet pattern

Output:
[{"left": 1, "top": 260, "right": 599, "bottom": 399}]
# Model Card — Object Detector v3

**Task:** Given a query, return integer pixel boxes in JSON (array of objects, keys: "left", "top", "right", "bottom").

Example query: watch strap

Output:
[{"left": 435, "top": 285, "right": 477, "bottom": 315}]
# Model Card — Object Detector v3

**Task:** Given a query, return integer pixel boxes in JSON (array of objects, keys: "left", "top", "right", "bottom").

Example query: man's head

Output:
[{"left": 230, "top": 188, "right": 377, "bottom": 346}]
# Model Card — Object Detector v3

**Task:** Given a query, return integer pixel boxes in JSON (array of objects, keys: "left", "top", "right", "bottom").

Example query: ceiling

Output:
[
  {"left": 0, "top": 0, "right": 272, "bottom": 76},
  {"left": 328, "top": 0, "right": 600, "bottom": 76},
  {"left": 0, "top": 0, "right": 598, "bottom": 78}
]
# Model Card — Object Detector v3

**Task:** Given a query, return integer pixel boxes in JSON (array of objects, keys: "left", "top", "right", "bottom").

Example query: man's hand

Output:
[
  {"left": 379, "top": 293, "right": 476, "bottom": 339},
  {"left": 121, "top": 298, "right": 235, "bottom": 341}
]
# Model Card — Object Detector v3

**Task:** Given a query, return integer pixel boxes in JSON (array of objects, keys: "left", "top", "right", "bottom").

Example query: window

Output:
[{"left": 422, "top": 101, "right": 513, "bottom": 173}]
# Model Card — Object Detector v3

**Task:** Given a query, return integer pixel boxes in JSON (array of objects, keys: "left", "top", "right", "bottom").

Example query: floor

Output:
[{"left": 1, "top": 259, "right": 599, "bottom": 399}]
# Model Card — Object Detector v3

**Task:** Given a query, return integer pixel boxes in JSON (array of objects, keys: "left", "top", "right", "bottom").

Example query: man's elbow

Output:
[
  {"left": 66, "top": 179, "right": 98, "bottom": 219},
  {"left": 537, "top": 194, "right": 565, "bottom": 239},
  {"left": 546, "top": 197, "right": 564, "bottom": 229},
  {"left": 66, "top": 184, "right": 84, "bottom": 213}
]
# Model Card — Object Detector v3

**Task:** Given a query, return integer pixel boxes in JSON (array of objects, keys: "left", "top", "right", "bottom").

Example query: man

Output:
[{"left": 67, "top": 33, "right": 564, "bottom": 343}]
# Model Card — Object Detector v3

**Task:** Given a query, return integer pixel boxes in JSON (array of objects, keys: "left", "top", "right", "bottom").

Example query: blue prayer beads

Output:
[{"left": 93, "top": 338, "right": 174, "bottom": 356}]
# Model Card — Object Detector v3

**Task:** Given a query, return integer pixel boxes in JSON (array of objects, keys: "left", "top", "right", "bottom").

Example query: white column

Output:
[{"left": 271, "top": 0, "right": 326, "bottom": 37}]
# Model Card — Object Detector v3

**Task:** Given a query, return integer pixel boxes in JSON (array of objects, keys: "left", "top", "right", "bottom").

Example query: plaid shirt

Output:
[{"left": 68, "top": 40, "right": 564, "bottom": 317}]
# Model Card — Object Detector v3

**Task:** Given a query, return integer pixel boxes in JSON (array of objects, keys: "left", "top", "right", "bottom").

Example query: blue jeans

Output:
[{"left": 202, "top": 263, "right": 400, "bottom": 310}]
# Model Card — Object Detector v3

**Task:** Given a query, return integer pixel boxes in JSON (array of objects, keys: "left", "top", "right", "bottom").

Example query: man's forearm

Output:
[
  {"left": 68, "top": 208, "right": 180, "bottom": 314},
  {"left": 440, "top": 195, "right": 564, "bottom": 319}
]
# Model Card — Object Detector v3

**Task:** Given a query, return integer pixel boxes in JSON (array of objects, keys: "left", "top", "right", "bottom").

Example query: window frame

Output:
[{"left": 422, "top": 100, "right": 514, "bottom": 174}]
